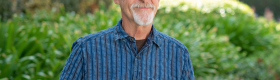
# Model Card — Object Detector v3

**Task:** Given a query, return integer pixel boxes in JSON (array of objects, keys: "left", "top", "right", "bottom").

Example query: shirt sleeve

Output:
[
  {"left": 59, "top": 37, "right": 84, "bottom": 80},
  {"left": 181, "top": 49, "right": 195, "bottom": 80}
]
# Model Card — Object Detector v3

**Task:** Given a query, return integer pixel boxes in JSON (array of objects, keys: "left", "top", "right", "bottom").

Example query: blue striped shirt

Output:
[{"left": 59, "top": 19, "right": 195, "bottom": 80}]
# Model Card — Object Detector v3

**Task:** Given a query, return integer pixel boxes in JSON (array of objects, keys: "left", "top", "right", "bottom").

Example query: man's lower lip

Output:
[{"left": 138, "top": 8, "right": 150, "bottom": 9}]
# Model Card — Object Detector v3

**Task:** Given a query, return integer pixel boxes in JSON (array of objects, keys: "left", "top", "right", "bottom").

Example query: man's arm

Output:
[
  {"left": 59, "top": 38, "right": 84, "bottom": 80},
  {"left": 181, "top": 49, "right": 195, "bottom": 80}
]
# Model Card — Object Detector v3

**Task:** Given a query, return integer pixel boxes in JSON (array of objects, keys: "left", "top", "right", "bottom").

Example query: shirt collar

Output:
[{"left": 114, "top": 18, "right": 160, "bottom": 47}]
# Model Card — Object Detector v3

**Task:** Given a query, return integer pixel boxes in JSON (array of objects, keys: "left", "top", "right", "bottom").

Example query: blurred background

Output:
[{"left": 0, "top": 0, "right": 280, "bottom": 80}]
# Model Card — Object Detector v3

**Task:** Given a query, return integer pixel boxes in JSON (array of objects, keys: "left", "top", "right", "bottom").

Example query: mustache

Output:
[{"left": 130, "top": 3, "right": 155, "bottom": 10}]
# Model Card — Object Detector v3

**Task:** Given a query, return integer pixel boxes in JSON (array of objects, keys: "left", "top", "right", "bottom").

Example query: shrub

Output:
[
  {"left": 0, "top": 9, "right": 121, "bottom": 79},
  {"left": 158, "top": 0, "right": 280, "bottom": 79},
  {"left": 159, "top": 0, "right": 280, "bottom": 55}
]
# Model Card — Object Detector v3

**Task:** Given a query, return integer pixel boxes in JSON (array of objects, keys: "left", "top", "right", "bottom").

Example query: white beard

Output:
[{"left": 130, "top": 4, "right": 155, "bottom": 26}]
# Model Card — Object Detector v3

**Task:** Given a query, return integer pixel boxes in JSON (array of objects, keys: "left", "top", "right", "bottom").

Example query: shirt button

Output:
[
  {"left": 130, "top": 38, "right": 133, "bottom": 41},
  {"left": 136, "top": 56, "right": 139, "bottom": 59}
]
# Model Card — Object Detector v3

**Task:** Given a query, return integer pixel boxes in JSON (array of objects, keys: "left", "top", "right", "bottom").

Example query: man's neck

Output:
[{"left": 121, "top": 17, "right": 153, "bottom": 40}]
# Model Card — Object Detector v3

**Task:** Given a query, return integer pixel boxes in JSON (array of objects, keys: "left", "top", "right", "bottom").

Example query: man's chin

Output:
[
  {"left": 132, "top": 11, "right": 154, "bottom": 26},
  {"left": 140, "top": 18, "right": 149, "bottom": 22}
]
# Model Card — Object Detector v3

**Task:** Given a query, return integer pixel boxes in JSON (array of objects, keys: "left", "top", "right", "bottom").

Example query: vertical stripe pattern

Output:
[{"left": 59, "top": 19, "right": 195, "bottom": 80}]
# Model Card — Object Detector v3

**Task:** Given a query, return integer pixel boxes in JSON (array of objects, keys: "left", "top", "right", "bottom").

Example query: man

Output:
[{"left": 59, "top": 0, "right": 194, "bottom": 80}]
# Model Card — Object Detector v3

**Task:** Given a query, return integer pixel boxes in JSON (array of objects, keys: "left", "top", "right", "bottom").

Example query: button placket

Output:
[
  {"left": 133, "top": 61, "right": 137, "bottom": 79},
  {"left": 133, "top": 54, "right": 139, "bottom": 80},
  {"left": 133, "top": 53, "right": 142, "bottom": 80}
]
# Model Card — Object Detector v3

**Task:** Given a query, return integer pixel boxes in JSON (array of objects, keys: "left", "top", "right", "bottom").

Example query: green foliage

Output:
[
  {"left": 0, "top": 0, "right": 13, "bottom": 21},
  {"left": 154, "top": 18, "right": 243, "bottom": 76},
  {"left": 0, "top": 8, "right": 121, "bottom": 79},
  {"left": 0, "top": 0, "right": 113, "bottom": 21},
  {"left": 157, "top": 0, "right": 280, "bottom": 79},
  {"left": 1, "top": 0, "right": 280, "bottom": 79},
  {"left": 159, "top": 0, "right": 280, "bottom": 55}
]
